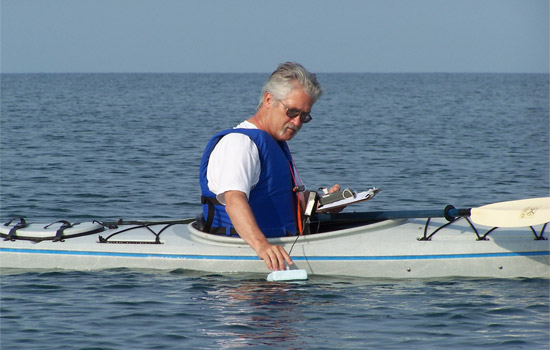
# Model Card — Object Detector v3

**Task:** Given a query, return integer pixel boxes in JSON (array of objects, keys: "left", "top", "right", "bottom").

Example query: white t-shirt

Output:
[{"left": 206, "top": 121, "right": 261, "bottom": 204}]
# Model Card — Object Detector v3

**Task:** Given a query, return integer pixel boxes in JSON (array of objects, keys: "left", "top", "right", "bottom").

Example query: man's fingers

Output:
[
  {"left": 275, "top": 245, "right": 295, "bottom": 270},
  {"left": 260, "top": 245, "right": 293, "bottom": 271},
  {"left": 278, "top": 246, "right": 294, "bottom": 267},
  {"left": 269, "top": 248, "right": 285, "bottom": 271}
]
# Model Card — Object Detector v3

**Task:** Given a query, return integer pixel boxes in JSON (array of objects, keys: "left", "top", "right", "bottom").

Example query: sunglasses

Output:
[{"left": 279, "top": 100, "right": 313, "bottom": 123}]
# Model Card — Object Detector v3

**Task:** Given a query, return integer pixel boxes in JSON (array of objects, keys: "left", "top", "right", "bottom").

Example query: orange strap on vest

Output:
[{"left": 289, "top": 163, "right": 305, "bottom": 235}]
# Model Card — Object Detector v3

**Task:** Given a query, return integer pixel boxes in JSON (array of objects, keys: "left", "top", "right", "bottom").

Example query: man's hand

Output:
[
  {"left": 325, "top": 184, "right": 346, "bottom": 214},
  {"left": 225, "top": 190, "right": 293, "bottom": 271},
  {"left": 256, "top": 242, "right": 293, "bottom": 271}
]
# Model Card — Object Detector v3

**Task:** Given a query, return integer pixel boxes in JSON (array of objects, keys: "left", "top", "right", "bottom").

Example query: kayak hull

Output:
[{"left": 1, "top": 218, "right": 548, "bottom": 279}]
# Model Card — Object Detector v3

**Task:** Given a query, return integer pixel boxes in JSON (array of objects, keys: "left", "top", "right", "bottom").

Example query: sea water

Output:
[{"left": 1, "top": 73, "right": 549, "bottom": 349}]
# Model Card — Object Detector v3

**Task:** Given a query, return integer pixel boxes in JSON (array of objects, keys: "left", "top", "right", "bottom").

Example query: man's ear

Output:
[{"left": 263, "top": 91, "right": 276, "bottom": 109}]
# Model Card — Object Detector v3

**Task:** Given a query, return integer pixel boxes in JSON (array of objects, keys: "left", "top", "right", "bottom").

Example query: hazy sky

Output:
[{"left": 1, "top": 0, "right": 548, "bottom": 73}]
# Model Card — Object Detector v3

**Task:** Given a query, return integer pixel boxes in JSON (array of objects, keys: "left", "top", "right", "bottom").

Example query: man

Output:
[{"left": 199, "top": 62, "right": 340, "bottom": 271}]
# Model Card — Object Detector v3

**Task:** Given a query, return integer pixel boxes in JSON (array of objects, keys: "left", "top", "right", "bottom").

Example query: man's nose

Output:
[{"left": 289, "top": 116, "right": 303, "bottom": 126}]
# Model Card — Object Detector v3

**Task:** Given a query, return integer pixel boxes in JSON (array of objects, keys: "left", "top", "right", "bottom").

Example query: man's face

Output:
[{"left": 264, "top": 87, "right": 315, "bottom": 142}]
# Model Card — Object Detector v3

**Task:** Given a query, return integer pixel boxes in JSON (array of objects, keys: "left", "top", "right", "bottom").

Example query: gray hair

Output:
[{"left": 257, "top": 62, "right": 323, "bottom": 110}]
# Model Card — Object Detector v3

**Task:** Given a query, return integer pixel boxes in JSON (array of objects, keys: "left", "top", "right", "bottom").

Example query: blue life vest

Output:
[{"left": 199, "top": 128, "right": 298, "bottom": 237}]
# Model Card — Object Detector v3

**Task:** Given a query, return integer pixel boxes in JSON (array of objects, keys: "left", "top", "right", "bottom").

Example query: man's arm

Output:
[{"left": 224, "top": 190, "right": 293, "bottom": 271}]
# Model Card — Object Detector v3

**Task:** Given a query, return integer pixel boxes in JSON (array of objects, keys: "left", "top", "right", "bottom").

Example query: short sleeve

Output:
[{"left": 206, "top": 133, "right": 261, "bottom": 204}]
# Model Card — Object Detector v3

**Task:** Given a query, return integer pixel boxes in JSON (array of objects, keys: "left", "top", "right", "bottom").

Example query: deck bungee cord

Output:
[{"left": 2, "top": 218, "right": 105, "bottom": 242}]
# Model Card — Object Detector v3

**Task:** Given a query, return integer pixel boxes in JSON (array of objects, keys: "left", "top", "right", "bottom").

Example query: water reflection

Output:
[{"left": 199, "top": 279, "right": 307, "bottom": 349}]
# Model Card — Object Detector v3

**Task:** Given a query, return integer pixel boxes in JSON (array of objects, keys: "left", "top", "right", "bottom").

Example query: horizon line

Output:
[{"left": 2, "top": 71, "right": 549, "bottom": 75}]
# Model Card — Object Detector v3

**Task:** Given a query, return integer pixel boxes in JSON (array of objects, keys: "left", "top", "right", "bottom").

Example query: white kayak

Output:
[{"left": 1, "top": 198, "right": 549, "bottom": 279}]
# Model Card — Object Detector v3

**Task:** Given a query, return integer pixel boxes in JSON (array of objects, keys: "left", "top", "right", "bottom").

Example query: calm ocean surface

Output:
[{"left": 1, "top": 73, "right": 549, "bottom": 349}]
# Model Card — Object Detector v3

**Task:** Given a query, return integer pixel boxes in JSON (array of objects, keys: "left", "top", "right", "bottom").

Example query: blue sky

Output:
[{"left": 1, "top": 0, "right": 548, "bottom": 73}]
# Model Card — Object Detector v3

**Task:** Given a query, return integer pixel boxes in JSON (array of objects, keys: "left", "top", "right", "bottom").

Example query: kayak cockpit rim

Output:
[{"left": 187, "top": 218, "right": 408, "bottom": 246}]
